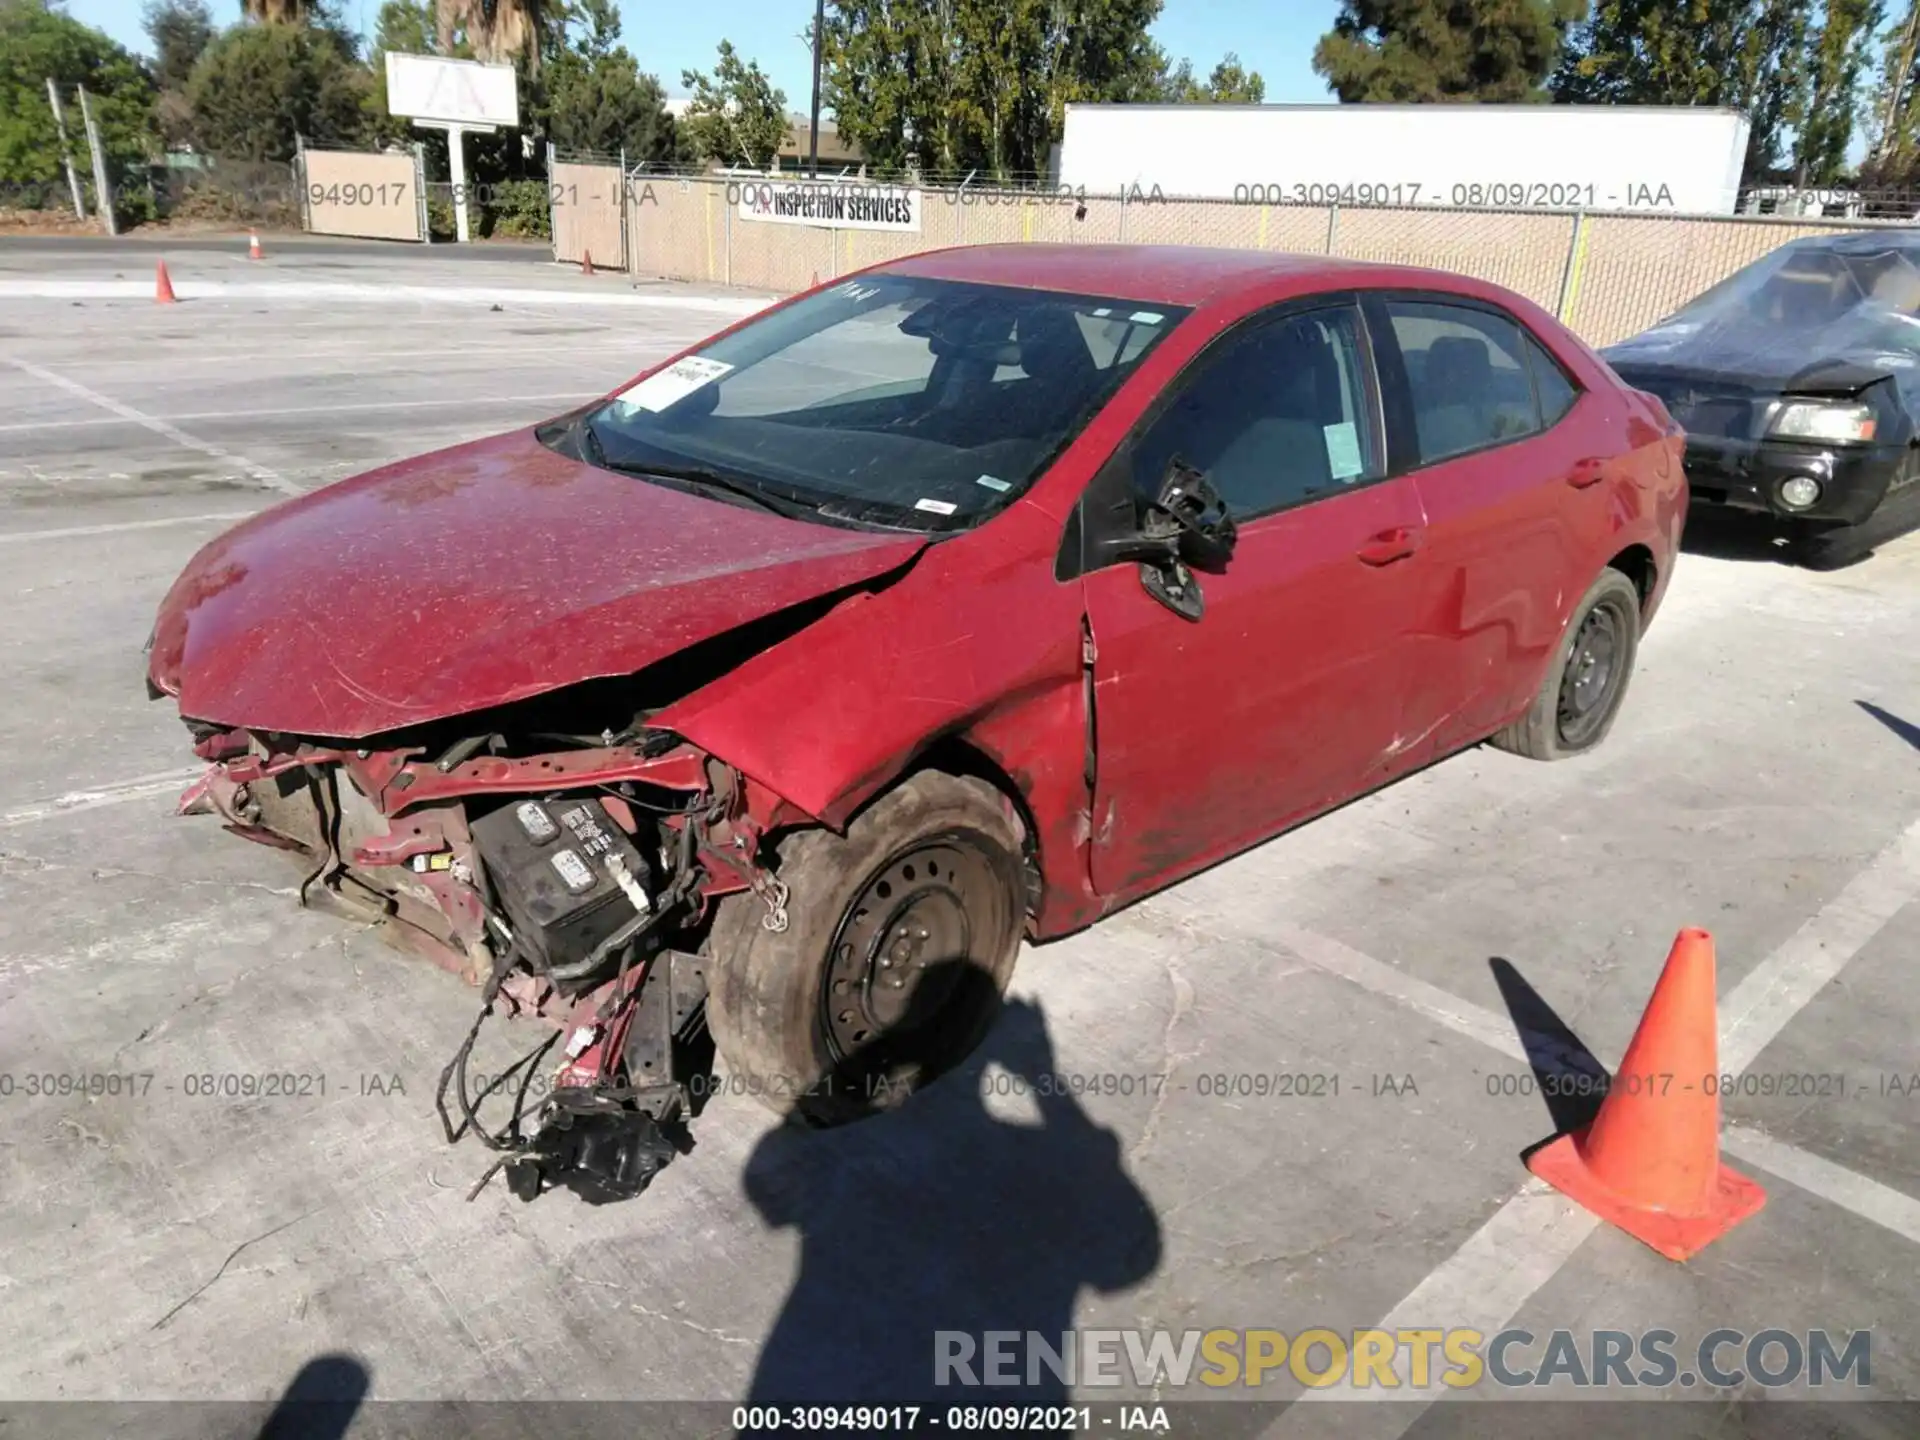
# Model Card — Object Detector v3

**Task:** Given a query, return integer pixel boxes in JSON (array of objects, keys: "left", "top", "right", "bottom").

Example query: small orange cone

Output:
[
  {"left": 581, "top": 249, "right": 594, "bottom": 276},
  {"left": 154, "top": 260, "right": 177, "bottom": 304},
  {"left": 248, "top": 230, "right": 263, "bottom": 261},
  {"left": 1526, "top": 928, "right": 1766, "bottom": 1260}
]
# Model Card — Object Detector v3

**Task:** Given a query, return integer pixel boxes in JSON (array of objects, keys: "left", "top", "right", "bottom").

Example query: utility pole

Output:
[
  {"left": 808, "top": 0, "right": 825, "bottom": 177},
  {"left": 44, "top": 80, "right": 87, "bottom": 220}
]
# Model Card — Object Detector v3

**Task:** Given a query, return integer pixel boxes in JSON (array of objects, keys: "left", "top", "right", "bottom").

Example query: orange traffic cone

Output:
[
  {"left": 581, "top": 250, "right": 594, "bottom": 276},
  {"left": 154, "top": 260, "right": 177, "bottom": 304},
  {"left": 1526, "top": 928, "right": 1766, "bottom": 1260},
  {"left": 248, "top": 230, "right": 263, "bottom": 260}
]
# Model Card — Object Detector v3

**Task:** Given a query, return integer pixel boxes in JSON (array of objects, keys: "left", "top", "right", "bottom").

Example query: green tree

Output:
[
  {"left": 822, "top": 0, "right": 1164, "bottom": 178},
  {"left": 364, "top": 0, "right": 435, "bottom": 144},
  {"left": 184, "top": 20, "right": 372, "bottom": 160},
  {"left": 531, "top": 0, "right": 676, "bottom": 160},
  {"left": 1864, "top": 1, "right": 1920, "bottom": 189},
  {"left": 1203, "top": 52, "right": 1266, "bottom": 103},
  {"left": 681, "top": 39, "right": 788, "bottom": 168},
  {"left": 144, "top": 0, "right": 214, "bottom": 89},
  {"left": 142, "top": 0, "right": 212, "bottom": 146},
  {"left": 1794, "top": 0, "right": 1882, "bottom": 182},
  {"left": 1314, "top": 0, "right": 1587, "bottom": 102},
  {"left": 0, "top": 0, "right": 155, "bottom": 187},
  {"left": 372, "top": 0, "right": 433, "bottom": 53},
  {"left": 1153, "top": 50, "right": 1267, "bottom": 102},
  {"left": 1552, "top": 0, "right": 1816, "bottom": 183}
]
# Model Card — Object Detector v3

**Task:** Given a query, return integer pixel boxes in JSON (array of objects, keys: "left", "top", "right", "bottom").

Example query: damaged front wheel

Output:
[{"left": 706, "top": 771, "right": 1025, "bottom": 1127}]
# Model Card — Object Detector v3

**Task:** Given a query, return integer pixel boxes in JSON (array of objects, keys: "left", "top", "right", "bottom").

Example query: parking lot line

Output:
[
  {"left": 5, "top": 359, "right": 299, "bottom": 497},
  {"left": 0, "top": 280, "right": 775, "bottom": 313},
  {"left": 0, "top": 513, "right": 256, "bottom": 544},
  {"left": 0, "top": 391, "right": 599, "bottom": 435},
  {"left": 1724, "top": 1125, "right": 1920, "bottom": 1248},
  {"left": 1264, "top": 812, "right": 1920, "bottom": 1431},
  {"left": 1720, "top": 818, "right": 1920, "bottom": 1072},
  {"left": 0, "top": 766, "right": 205, "bottom": 829}
]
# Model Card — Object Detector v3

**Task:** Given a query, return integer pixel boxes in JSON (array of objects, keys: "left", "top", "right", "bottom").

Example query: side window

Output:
[
  {"left": 1129, "top": 306, "right": 1384, "bottom": 519},
  {"left": 1385, "top": 300, "right": 1540, "bottom": 464},
  {"left": 1527, "top": 335, "right": 1579, "bottom": 428}
]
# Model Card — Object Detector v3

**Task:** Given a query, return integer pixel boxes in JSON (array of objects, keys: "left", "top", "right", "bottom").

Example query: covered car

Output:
[
  {"left": 1604, "top": 230, "right": 1920, "bottom": 562},
  {"left": 147, "top": 244, "right": 1684, "bottom": 1203}
]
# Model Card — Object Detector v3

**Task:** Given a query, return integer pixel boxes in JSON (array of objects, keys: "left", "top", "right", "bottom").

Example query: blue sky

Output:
[{"left": 63, "top": 0, "right": 1341, "bottom": 106}]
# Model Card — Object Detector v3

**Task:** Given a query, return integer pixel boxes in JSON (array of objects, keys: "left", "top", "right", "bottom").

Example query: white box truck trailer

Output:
[{"left": 1052, "top": 104, "right": 1751, "bottom": 215}]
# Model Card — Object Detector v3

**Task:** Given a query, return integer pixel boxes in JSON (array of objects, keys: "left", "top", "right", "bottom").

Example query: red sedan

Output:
[{"left": 147, "top": 244, "right": 1686, "bottom": 1200}]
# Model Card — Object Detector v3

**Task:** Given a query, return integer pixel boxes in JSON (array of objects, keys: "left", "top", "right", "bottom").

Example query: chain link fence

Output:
[
  {"left": 616, "top": 172, "right": 1919, "bottom": 347},
  {"left": 1, "top": 156, "right": 301, "bottom": 232}
]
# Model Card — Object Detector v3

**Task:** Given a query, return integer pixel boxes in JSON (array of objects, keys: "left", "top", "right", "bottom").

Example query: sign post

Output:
[{"left": 384, "top": 53, "right": 519, "bottom": 243}]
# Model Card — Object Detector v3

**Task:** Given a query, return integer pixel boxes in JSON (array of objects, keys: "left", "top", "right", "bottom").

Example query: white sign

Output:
[
  {"left": 736, "top": 180, "right": 920, "bottom": 232},
  {"left": 613, "top": 357, "right": 734, "bottom": 413},
  {"left": 385, "top": 53, "right": 519, "bottom": 128}
]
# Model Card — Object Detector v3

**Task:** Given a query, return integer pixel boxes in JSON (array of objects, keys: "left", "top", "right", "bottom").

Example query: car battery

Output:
[{"left": 470, "top": 796, "right": 654, "bottom": 982}]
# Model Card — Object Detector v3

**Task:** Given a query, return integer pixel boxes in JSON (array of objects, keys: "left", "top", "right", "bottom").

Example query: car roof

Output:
[{"left": 880, "top": 243, "right": 1473, "bottom": 309}]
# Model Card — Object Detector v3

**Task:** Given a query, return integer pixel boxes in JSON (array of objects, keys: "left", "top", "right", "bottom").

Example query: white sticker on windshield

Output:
[
  {"left": 1091, "top": 308, "right": 1114, "bottom": 318},
  {"left": 914, "top": 498, "right": 958, "bottom": 515},
  {"left": 1324, "top": 421, "right": 1364, "bottom": 481},
  {"left": 975, "top": 474, "right": 1012, "bottom": 492},
  {"left": 613, "top": 356, "right": 733, "bottom": 413},
  {"left": 1128, "top": 311, "right": 1165, "bottom": 325}
]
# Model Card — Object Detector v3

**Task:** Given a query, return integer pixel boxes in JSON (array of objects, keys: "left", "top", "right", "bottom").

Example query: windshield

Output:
[{"left": 576, "top": 275, "right": 1188, "bottom": 532}]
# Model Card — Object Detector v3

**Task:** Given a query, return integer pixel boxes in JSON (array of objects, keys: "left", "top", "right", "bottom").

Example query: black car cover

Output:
[{"left": 1603, "top": 231, "right": 1920, "bottom": 439}]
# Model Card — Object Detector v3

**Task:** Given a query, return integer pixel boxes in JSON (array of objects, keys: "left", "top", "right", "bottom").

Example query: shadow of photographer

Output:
[{"left": 740, "top": 963, "right": 1163, "bottom": 1423}]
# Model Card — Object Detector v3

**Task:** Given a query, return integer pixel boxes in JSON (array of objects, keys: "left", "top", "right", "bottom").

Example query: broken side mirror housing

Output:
[{"left": 1094, "top": 460, "right": 1237, "bottom": 622}]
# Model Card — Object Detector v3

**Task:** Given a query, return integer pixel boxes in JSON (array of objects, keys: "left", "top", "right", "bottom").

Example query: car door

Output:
[
  {"left": 1363, "top": 294, "right": 1612, "bottom": 757},
  {"left": 1075, "top": 299, "right": 1432, "bottom": 901}
]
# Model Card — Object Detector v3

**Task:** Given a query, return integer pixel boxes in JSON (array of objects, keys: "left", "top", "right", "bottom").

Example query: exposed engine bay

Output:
[{"left": 177, "top": 715, "right": 799, "bottom": 1205}]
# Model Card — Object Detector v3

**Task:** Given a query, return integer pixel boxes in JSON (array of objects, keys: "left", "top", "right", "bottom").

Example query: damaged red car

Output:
[{"left": 146, "top": 244, "right": 1685, "bottom": 1201}]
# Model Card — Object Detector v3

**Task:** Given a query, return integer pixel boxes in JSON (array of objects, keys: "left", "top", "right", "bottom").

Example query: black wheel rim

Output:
[
  {"left": 1556, "top": 600, "right": 1625, "bottom": 747},
  {"left": 820, "top": 836, "right": 1002, "bottom": 1070}
]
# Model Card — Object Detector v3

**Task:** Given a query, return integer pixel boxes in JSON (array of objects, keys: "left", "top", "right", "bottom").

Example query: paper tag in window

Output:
[
  {"left": 914, "top": 498, "right": 958, "bottom": 515},
  {"left": 613, "top": 357, "right": 733, "bottom": 413},
  {"left": 1323, "top": 422, "right": 1364, "bottom": 481}
]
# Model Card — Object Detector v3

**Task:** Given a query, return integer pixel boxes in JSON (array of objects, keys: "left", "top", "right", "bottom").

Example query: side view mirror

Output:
[{"left": 1092, "top": 459, "right": 1237, "bottom": 621}]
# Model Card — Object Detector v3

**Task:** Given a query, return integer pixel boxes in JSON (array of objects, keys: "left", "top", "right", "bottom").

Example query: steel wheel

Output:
[
  {"left": 1556, "top": 600, "right": 1626, "bottom": 748},
  {"left": 822, "top": 837, "right": 1004, "bottom": 1069},
  {"left": 1490, "top": 568, "right": 1643, "bottom": 762},
  {"left": 705, "top": 772, "right": 1025, "bottom": 1126}
]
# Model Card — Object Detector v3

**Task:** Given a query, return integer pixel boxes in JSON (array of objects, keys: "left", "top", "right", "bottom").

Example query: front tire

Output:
[
  {"left": 1490, "top": 568, "right": 1642, "bottom": 761},
  {"left": 705, "top": 771, "right": 1026, "bottom": 1127}
]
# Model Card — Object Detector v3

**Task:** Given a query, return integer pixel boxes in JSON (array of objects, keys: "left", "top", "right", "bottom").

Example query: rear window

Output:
[{"left": 1386, "top": 301, "right": 1538, "bottom": 463}]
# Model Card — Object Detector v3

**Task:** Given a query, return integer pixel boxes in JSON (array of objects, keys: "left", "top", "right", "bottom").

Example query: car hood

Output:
[
  {"left": 1604, "top": 321, "right": 1909, "bottom": 397},
  {"left": 149, "top": 428, "right": 925, "bottom": 739}
]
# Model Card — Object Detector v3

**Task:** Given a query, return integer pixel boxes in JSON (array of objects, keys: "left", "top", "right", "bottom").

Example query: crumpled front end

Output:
[{"left": 175, "top": 718, "right": 802, "bottom": 1203}]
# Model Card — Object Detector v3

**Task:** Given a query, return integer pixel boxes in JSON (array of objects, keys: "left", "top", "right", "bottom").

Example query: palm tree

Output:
[
  {"left": 240, "top": 0, "right": 308, "bottom": 21},
  {"left": 434, "top": 0, "right": 545, "bottom": 69}
]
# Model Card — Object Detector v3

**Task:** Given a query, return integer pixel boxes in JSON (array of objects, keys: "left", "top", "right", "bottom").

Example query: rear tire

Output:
[
  {"left": 1490, "top": 568, "right": 1642, "bottom": 761},
  {"left": 705, "top": 771, "right": 1025, "bottom": 1127}
]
